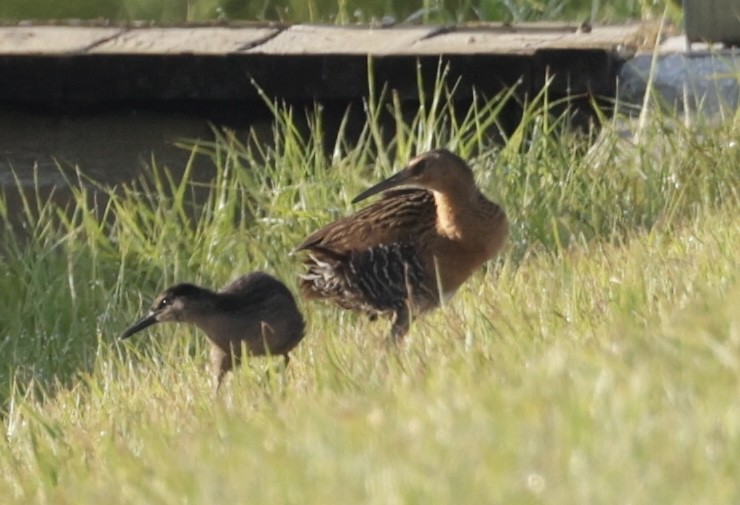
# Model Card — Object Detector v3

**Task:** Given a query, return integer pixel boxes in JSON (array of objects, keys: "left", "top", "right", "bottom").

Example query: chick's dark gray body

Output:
[{"left": 121, "top": 272, "right": 305, "bottom": 388}]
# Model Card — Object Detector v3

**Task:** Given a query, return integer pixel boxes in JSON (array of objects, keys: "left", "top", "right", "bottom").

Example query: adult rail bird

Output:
[
  {"left": 296, "top": 149, "right": 508, "bottom": 341},
  {"left": 120, "top": 272, "right": 305, "bottom": 389}
]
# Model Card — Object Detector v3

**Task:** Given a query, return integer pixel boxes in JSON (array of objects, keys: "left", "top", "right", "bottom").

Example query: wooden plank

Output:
[
  {"left": 411, "top": 30, "right": 566, "bottom": 55},
  {"left": 0, "top": 23, "right": 643, "bottom": 105},
  {"left": 89, "top": 27, "right": 279, "bottom": 54},
  {"left": 407, "top": 24, "right": 648, "bottom": 54},
  {"left": 246, "top": 24, "right": 437, "bottom": 55},
  {"left": 244, "top": 23, "right": 647, "bottom": 56},
  {"left": 0, "top": 23, "right": 649, "bottom": 57},
  {"left": 0, "top": 26, "right": 123, "bottom": 54}
]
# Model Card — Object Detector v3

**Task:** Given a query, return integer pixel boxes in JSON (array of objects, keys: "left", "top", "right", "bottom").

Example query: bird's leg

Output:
[
  {"left": 214, "top": 369, "right": 226, "bottom": 395},
  {"left": 387, "top": 262, "right": 416, "bottom": 345},
  {"left": 275, "top": 354, "right": 291, "bottom": 390},
  {"left": 257, "top": 321, "right": 290, "bottom": 382},
  {"left": 210, "top": 345, "right": 233, "bottom": 395},
  {"left": 402, "top": 262, "right": 417, "bottom": 315},
  {"left": 389, "top": 306, "right": 410, "bottom": 344}
]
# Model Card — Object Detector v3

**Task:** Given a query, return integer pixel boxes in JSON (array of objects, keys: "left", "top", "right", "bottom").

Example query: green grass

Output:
[{"left": 0, "top": 72, "right": 739, "bottom": 503}]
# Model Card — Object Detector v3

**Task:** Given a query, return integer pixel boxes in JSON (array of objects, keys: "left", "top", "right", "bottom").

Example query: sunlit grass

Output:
[{"left": 0, "top": 72, "right": 738, "bottom": 503}]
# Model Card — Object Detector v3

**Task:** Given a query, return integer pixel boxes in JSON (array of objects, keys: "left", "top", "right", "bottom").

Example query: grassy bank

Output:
[{"left": 0, "top": 79, "right": 738, "bottom": 503}]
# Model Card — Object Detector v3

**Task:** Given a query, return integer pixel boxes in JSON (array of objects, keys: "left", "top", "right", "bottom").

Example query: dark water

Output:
[
  {"left": 0, "top": 104, "right": 286, "bottom": 231},
  {"left": 0, "top": 101, "right": 370, "bottom": 193},
  {"left": 0, "top": 107, "right": 223, "bottom": 188},
  {"left": 0, "top": 98, "right": 516, "bottom": 212}
]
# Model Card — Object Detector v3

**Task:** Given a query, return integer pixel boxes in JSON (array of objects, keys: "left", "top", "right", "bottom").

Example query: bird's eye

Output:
[{"left": 159, "top": 297, "right": 172, "bottom": 308}]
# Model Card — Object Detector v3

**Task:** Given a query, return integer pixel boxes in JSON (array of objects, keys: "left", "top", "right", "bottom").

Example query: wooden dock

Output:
[
  {"left": 0, "top": 22, "right": 665, "bottom": 188},
  {"left": 0, "top": 22, "right": 655, "bottom": 106}
]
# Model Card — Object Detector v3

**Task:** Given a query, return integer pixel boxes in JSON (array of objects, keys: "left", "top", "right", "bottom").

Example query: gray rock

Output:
[{"left": 618, "top": 49, "right": 740, "bottom": 117}]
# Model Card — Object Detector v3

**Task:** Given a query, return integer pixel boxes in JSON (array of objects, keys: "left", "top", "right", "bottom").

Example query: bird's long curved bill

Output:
[
  {"left": 352, "top": 167, "right": 414, "bottom": 203},
  {"left": 120, "top": 312, "right": 158, "bottom": 339}
]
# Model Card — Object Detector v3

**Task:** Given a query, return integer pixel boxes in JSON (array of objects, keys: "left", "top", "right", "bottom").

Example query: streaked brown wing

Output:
[{"left": 296, "top": 189, "right": 436, "bottom": 255}]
